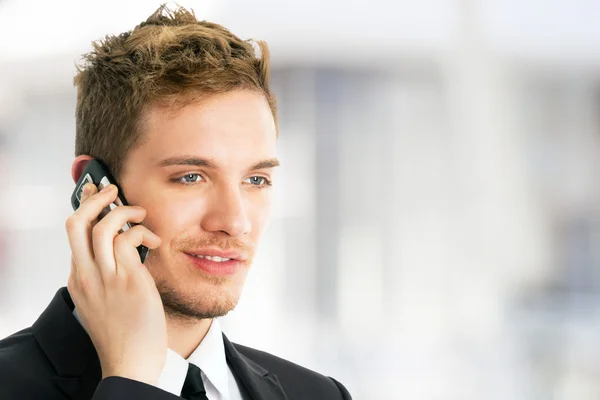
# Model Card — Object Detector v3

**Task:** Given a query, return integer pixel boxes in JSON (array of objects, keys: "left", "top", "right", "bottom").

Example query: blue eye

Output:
[
  {"left": 245, "top": 176, "right": 271, "bottom": 187},
  {"left": 178, "top": 173, "right": 203, "bottom": 184}
]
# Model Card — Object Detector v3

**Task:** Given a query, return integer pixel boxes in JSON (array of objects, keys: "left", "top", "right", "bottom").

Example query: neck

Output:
[{"left": 165, "top": 313, "right": 213, "bottom": 359}]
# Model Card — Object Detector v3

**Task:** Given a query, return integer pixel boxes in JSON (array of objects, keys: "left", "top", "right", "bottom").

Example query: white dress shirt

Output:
[{"left": 73, "top": 309, "right": 243, "bottom": 399}]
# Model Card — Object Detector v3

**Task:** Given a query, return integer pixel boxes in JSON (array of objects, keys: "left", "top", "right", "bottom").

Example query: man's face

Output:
[{"left": 120, "top": 90, "right": 278, "bottom": 320}]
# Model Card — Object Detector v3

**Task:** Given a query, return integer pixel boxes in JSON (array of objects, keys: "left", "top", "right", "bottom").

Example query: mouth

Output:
[
  {"left": 189, "top": 254, "right": 233, "bottom": 262},
  {"left": 183, "top": 250, "right": 244, "bottom": 276}
]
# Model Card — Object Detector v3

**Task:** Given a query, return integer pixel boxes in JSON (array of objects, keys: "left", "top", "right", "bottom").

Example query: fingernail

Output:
[
  {"left": 100, "top": 184, "right": 114, "bottom": 193},
  {"left": 82, "top": 184, "right": 92, "bottom": 197}
]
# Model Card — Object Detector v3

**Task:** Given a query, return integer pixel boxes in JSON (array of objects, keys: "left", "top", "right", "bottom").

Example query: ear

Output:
[{"left": 71, "top": 155, "right": 94, "bottom": 183}]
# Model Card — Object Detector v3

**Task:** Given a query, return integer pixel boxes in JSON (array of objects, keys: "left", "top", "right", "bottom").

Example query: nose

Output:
[{"left": 201, "top": 184, "right": 251, "bottom": 237}]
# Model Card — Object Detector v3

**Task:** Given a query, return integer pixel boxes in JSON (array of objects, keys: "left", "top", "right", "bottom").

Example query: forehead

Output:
[{"left": 138, "top": 90, "right": 277, "bottom": 166}]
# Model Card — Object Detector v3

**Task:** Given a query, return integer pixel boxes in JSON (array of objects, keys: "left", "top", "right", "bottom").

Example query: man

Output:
[{"left": 0, "top": 5, "right": 351, "bottom": 400}]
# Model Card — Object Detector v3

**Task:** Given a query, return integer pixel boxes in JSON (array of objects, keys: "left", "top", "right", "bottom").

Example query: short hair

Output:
[{"left": 74, "top": 4, "right": 277, "bottom": 179}]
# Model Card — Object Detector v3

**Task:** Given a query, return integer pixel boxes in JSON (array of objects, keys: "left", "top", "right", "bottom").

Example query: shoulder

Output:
[
  {"left": 232, "top": 342, "right": 352, "bottom": 399},
  {"left": 0, "top": 327, "right": 58, "bottom": 399},
  {"left": 0, "top": 326, "right": 45, "bottom": 369}
]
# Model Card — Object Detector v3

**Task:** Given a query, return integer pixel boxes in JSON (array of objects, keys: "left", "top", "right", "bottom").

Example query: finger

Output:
[
  {"left": 92, "top": 204, "right": 148, "bottom": 277},
  {"left": 66, "top": 211, "right": 100, "bottom": 283},
  {"left": 77, "top": 183, "right": 100, "bottom": 240},
  {"left": 74, "top": 184, "right": 119, "bottom": 223},
  {"left": 80, "top": 182, "right": 98, "bottom": 204},
  {"left": 113, "top": 225, "right": 161, "bottom": 275},
  {"left": 66, "top": 184, "right": 117, "bottom": 283}
]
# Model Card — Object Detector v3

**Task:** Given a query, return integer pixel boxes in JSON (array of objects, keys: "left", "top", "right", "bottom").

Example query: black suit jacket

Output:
[{"left": 0, "top": 288, "right": 351, "bottom": 400}]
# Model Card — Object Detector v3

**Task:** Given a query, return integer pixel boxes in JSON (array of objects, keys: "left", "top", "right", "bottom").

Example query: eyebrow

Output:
[
  {"left": 157, "top": 156, "right": 280, "bottom": 171},
  {"left": 158, "top": 156, "right": 217, "bottom": 168},
  {"left": 249, "top": 158, "right": 280, "bottom": 171}
]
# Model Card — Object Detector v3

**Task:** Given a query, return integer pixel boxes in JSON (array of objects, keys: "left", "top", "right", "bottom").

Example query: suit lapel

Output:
[
  {"left": 223, "top": 334, "right": 289, "bottom": 400},
  {"left": 32, "top": 288, "right": 289, "bottom": 400},
  {"left": 32, "top": 288, "right": 101, "bottom": 400}
]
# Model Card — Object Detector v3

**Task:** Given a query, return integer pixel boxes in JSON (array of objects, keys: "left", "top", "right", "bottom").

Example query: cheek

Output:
[
  {"left": 142, "top": 188, "right": 272, "bottom": 240},
  {"left": 143, "top": 198, "right": 203, "bottom": 238}
]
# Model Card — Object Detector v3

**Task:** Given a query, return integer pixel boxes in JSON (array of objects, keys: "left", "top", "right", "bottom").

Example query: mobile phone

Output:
[{"left": 71, "top": 159, "right": 149, "bottom": 263}]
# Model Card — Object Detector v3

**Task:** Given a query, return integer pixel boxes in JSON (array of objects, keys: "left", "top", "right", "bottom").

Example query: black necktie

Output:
[{"left": 181, "top": 363, "right": 209, "bottom": 400}]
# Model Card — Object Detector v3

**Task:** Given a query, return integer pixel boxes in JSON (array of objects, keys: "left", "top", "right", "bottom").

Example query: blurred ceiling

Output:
[{"left": 0, "top": 0, "right": 599, "bottom": 66}]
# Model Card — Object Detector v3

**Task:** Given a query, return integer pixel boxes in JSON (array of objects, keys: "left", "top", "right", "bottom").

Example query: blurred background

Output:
[{"left": 2, "top": 0, "right": 600, "bottom": 399}]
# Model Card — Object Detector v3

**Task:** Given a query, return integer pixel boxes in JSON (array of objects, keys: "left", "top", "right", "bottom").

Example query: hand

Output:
[{"left": 65, "top": 182, "right": 166, "bottom": 386}]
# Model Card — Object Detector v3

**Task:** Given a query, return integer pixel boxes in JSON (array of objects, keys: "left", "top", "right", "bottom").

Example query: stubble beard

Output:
[
  {"left": 154, "top": 274, "right": 240, "bottom": 322},
  {"left": 147, "top": 235, "right": 254, "bottom": 322}
]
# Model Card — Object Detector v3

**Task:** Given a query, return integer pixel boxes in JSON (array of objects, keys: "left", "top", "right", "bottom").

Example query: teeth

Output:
[
  {"left": 208, "top": 256, "right": 231, "bottom": 262},
  {"left": 192, "top": 254, "right": 231, "bottom": 262}
]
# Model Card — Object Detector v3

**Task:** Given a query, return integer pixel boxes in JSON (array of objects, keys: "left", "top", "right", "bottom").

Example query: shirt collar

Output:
[
  {"left": 158, "top": 348, "right": 188, "bottom": 395},
  {"left": 187, "top": 318, "right": 230, "bottom": 400},
  {"left": 73, "top": 308, "right": 229, "bottom": 399}
]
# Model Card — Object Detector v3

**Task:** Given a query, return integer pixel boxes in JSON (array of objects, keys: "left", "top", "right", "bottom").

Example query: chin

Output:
[
  {"left": 147, "top": 251, "right": 249, "bottom": 319},
  {"left": 155, "top": 276, "right": 243, "bottom": 320}
]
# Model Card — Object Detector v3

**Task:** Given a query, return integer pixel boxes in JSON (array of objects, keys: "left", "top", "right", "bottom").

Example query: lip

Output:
[
  {"left": 184, "top": 252, "right": 243, "bottom": 276},
  {"left": 185, "top": 248, "right": 244, "bottom": 261}
]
